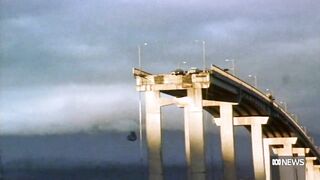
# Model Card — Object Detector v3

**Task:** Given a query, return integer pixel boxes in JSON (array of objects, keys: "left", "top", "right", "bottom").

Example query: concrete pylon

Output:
[
  {"left": 145, "top": 91, "right": 163, "bottom": 180},
  {"left": 219, "top": 103, "right": 237, "bottom": 180},
  {"left": 205, "top": 101, "right": 237, "bottom": 180},
  {"left": 184, "top": 88, "right": 206, "bottom": 180},
  {"left": 273, "top": 147, "right": 310, "bottom": 180},
  {"left": 271, "top": 147, "right": 307, "bottom": 180},
  {"left": 263, "top": 137, "right": 297, "bottom": 180},
  {"left": 306, "top": 157, "right": 316, "bottom": 180},
  {"left": 314, "top": 165, "right": 320, "bottom": 180},
  {"left": 144, "top": 91, "right": 180, "bottom": 180},
  {"left": 215, "top": 116, "right": 269, "bottom": 180}
]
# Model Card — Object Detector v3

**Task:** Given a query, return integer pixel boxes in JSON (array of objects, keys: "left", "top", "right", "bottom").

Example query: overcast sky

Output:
[{"left": 0, "top": 0, "right": 319, "bottom": 136}]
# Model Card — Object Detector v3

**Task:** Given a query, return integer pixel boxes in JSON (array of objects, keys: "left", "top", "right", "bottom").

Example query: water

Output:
[
  {"left": 2, "top": 130, "right": 312, "bottom": 179},
  {"left": 4, "top": 165, "right": 146, "bottom": 180}
]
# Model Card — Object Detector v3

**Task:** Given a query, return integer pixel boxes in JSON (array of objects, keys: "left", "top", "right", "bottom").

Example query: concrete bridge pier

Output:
[
  {"left": 218, "top": 103, "right": 237, "bottom": 180},
  {"left": 183, "top": 88, "right": 206, "bottom": 180},
  {"left": 214, "top": 116, "right": 269, "bottom": 180},
  {"left": 306, "top": 157, "right": 316, "bottom": 180},
  {"left": 270, "top": 146, "right": 299, "bottom": 180},
  {"left": 145, "top": 91, "right": 164, "bottom": 180},
  {"left": 204, "top": 101, "right": 237, "bottom": 180},
  {"left": 133, "top": 68, "right": 320, "bottom": 180},
  {"left": 263, "top": 137, "right": 297, "bottom": 180},
  {"left": 273, "top": 147, "right": 310, "bottom": 180},
  {"left": 314, "top": 165, "right": 320, "bottom": 179}
]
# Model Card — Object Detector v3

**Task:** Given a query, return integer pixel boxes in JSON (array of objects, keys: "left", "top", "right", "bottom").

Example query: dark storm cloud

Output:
[{"left": 0, "top": 0, "right": 319, "bottom": 134}]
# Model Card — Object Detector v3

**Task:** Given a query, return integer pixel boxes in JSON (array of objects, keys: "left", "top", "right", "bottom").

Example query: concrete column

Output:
[
  {"left": 314, "top": 165, "right": 320, "bottom": 180},
  {"left": 263, "top": 137, "right": 297, "bottom": 180},
  {"left": 219, "top": 103, "right": 237, "bottom": 180},
  {"left": 145, "top": 91, "right": 163, "bottom": 180},
  {"left": 184, "top": 88, "right": 206, "bottom": 180},
  {"left": 306, "top": 157, "right": 316, "bottom": 180},
  {"left": 271, "top": 146, "right": 296, "bottom": 180},
  {"left": 215, "top": 116, "right": 268, "bottom": 180},
  {"left": 250, "top": 120, "right": 268, "bottom": 180},
  {"left": 273, "top": 148, "right": 310, "bottom": 180}
]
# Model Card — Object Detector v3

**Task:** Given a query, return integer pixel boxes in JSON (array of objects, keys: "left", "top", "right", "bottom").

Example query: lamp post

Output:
[
  {"left": 280, "top": 101, "right": 288, "bottom": 111},
  {"left": 138, "top": 42, "right": 148, "bottom": 69},
  {"left": 266, "top": 88, "right": 272, "bottom": 94},
  {"left": 178, "top": 61, "right": 187, "bottom": 69},
  {"left": 137, "top": 42, "right": 148, "bottom": 167},
  {"left": 248, "top": 74, "right": 258, "bottom": 88},
  {"left": 225, "top": 59, "right": 235, "bottom": 75},
  {"left": 195, "top": 40, "right": 206, "bottom": 70}
]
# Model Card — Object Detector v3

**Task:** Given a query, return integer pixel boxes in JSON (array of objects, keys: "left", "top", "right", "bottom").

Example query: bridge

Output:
[{"left": 133, "top": 65, "right": 320, "bottom": 180}]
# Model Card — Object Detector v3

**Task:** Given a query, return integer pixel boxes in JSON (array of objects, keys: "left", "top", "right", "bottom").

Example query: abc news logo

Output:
[{"left": 271, "top": 156, "right": 305, "bottom": 166}]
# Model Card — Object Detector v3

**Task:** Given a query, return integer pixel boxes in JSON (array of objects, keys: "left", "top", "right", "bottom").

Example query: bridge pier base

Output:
[
  {"left": 214, "top": 116, "right": 269, "bottom": 180},
  {"left": 184, "top": 88, "right": 206, "bottom": 180},
  {"left": 263, "top": 137, "right": 297, "bottom": 180},
  {"left": 306, "top": 157, "right": 316, "bottom": 180}
]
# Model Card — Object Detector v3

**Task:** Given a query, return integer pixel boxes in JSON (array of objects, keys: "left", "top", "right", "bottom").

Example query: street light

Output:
[
  {"left": 279, "top": 101, "right": 288, "bottom": 111},
  {"left": 178, "top": 61, "right": 187, "bottom": 69},
  {"left": 138, "top": 42, "right": 148, "bottom": 69},
  {"left": 266, "top": 88, "right": 272, "bottom": 93},
  {"left": 248, "top": 74, "right": 258, "bottom": 88},
  {"left": 137, "top": 42, "right": 148, "bottom": 167},
  {"left": 225, "top": 59, "right": 235, "bottom": 75},
  {"left": 195, "top": 40, "right": 206, "bottom": 70}
]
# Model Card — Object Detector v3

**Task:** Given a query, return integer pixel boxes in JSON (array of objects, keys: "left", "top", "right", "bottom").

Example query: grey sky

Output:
[{"left": 0, "top": 0, "right": 319, "bottom": 135}]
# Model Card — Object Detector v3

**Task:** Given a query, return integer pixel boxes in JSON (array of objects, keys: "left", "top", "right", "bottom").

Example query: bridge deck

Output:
[{"left": 133, "top": 65, "right": 320, "bottom": 164}]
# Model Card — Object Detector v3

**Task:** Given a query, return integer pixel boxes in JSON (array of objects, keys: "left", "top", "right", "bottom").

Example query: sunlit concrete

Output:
[
  {"left": 272, "top": 147, "right": 310, "bottom": 156},
  {"left": 215, "top": 116, "right": 268, "bottom": 180},
  {"left": 219, "top": 103, "right": 237, "bottom": 180},
  {"left": 209, "top": 102, "right": 237, "bottom": 180},
  {"left": 273, "top": 147, "right": 310, "bottom": 180},
  {"left": 314, "top": 165, "right": 320, "bottom": 180},
  {"left": 263, "top": 137, "right": 297, "bottom": 180},
  {"left": 306, "top": 157, "right": 317, "bottom": 180},
  {"left": 133, "top": 68, "right": 320, "bottom": 180},
  {"left": 145, "top": 91, "right": 163, "bottom": 180},
  {"left": 271, "top": 147, "right": 304, "bottom": 180},
  {"left": 184, "top": 88, "right": 206, "bottom": 180}
]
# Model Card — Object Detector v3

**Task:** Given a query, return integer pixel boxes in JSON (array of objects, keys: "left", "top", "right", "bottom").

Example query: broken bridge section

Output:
[{"left": 133, "top": 66, "right": 320, "bottom": 180}]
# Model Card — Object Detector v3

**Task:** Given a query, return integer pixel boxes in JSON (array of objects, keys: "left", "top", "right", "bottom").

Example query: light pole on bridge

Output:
[
  {"left": 225, "top": 59, "right": 235, "bottom": 75},
  {"left": 280, "top": 101, "right": 288, "bottom": 111},
  {"left": 138, "top": 42, "right": 148, "bottom": 69},
  {"left": 248, "top": 74, "right": 258, "bottom": 88},
  {"left": 137, "top": 42, "right": 148, "bottom": 168},
  {"left": 195, "top": 40, "right": 206, "bottom": 70},
  {"left": 178, "top": 61, "right": 187, "bottom": 69}
]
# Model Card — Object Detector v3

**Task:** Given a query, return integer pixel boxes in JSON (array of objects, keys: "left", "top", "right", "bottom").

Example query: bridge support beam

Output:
[
  {"left": 306, "top": 157, "right": 316, "bottom": 180},
  {"left": 206, "top": 101, "right": 237, "bottom": 180},
  {"left": 219, "top": 103, "right": 237, "bottom": 180},
  {"left": 184, "top": 88, "right": 206, "bottom": 180},
  {"left": 215, "top": 116, "right": 269, "bottom": 180},
  {"left": 263, "top": 137, "right": 297, "bottom": 180},
  {"left": 145, "top": 91, "right": 163, "bottom": 180}
]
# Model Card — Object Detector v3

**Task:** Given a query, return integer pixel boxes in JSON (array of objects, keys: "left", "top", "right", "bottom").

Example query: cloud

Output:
[
  {"left": 0, "top": 0, "right": 319, "bottom": 135},
  {"left": 0, "top": 84, "right": 139, "bottom": 135}
]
